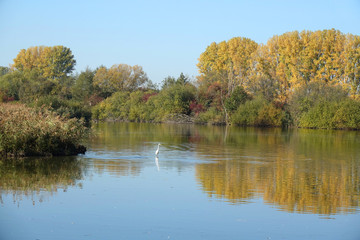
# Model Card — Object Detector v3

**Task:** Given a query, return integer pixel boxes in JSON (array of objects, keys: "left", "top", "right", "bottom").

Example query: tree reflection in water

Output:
[
  {"left": 194, "top": 128, "right": 360, "bottom": 215},
  {"left": 89, "top": 123, "right": 360, "bottom": 215},
  {"left": 2, "top": 122, "right": 359, "bottom": 217},
  {"left": 0, "top": 157, "right": 86, "bottom": 205}
]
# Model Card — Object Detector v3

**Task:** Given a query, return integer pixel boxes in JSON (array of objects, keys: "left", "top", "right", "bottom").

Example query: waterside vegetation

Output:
[
  {"left": 0, "top": 29, "right": 360, "bottom": 156},
  {"left": 92, "top": 29, "right": 360, "bottom": 129},
  {"left": 0, "top": 103, "right": 87, "bottom": 157}
]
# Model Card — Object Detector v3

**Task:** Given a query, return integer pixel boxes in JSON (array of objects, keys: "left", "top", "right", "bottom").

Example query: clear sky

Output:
[{"left": 0, "top": 0, "right": 359, "bottom": 84}]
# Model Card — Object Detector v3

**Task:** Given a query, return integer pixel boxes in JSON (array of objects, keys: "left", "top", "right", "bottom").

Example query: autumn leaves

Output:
[{"left": 197, "top": 29, "right": 360, "bottom": 104}]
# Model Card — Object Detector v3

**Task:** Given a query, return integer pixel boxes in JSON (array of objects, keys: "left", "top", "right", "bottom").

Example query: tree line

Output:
[{"left": 1, "top": 29, "right": 360, "bottom": 129}]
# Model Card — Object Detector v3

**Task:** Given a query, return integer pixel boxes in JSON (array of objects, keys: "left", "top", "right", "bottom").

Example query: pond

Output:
[{"left": 1, "top": 122, "right": 360, "bottom": 240}]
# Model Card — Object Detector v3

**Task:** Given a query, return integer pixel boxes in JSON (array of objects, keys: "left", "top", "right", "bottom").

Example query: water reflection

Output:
[
  {"left": 1, "top": 122, "right": 360, "bottom": 217},
  {"left": 91, "top": 157, "right": 143, "bottom": 176},
  {"left": 194, "top": 128, "right": 360, "bottom": 215},
  {"left": 196, "top": 157, "right": 360, "bottom": 215},
  {"left": 88, "top": 123, "right": 360, "bottom": 215},
  {"left": 155, "top": 157, "right": 160, "bottom": 171},
  {"left": 0, "top": 157, "right": 86, "bottom": 205}
]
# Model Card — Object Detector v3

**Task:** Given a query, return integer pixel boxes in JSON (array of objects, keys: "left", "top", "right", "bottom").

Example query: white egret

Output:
[{"left": 155, "top": 143, "right": 161, "bottom": 156}]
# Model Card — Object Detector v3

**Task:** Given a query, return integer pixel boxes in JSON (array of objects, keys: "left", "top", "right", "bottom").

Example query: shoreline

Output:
[{"left": 91, "top": 115, "right": 360, "bottom": 131}]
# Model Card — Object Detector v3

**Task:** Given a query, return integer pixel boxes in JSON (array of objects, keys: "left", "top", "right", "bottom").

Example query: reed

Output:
[{"left": 0, "top": 103, "right": 87, "bottom": 157}]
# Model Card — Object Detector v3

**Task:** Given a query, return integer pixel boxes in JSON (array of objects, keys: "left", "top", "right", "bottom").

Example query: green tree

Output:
[
  {"left": 93, "top": 64, "right": 149, "bottom": 97},
  {"left": 0, "top": 66, "right": 10, "bottom": 76},
  {"left": 0, "top": 71, "right": 24, "bottom": 100},
  {"left": 288, "top": 82, "right": 349, "bottom": 126},
  {"left": 176, "top": 72, "right": 190, "bottom": 85},
  {"left": 161, "top": 76, "right": 176, "bottom": 89},
  {"left": 224, "top": 86, "right": 250, "bottom": 113},
  {"left": 72, "top": 68, "right": 95, "bottom": 101}
]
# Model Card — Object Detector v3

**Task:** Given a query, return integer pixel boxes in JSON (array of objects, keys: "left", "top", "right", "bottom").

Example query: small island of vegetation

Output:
[
  {"left": 0, "top": 29, "right": 360, "bottom": 156},
  {"left": 0, "top": 103, "right": 87, "bottom": 157}
]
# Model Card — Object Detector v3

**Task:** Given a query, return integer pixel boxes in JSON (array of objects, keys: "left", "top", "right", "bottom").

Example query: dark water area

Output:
[{"left": 1, "top": 123, "right": 360, "bottom": 239}]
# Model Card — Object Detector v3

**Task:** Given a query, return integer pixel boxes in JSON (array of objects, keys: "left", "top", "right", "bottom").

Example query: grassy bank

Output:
[{"left": 0, "top": 103, "right": 87, "bottom": 157}]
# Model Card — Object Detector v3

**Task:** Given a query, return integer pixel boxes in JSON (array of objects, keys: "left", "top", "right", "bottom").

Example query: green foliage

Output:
[
  {"left": 195, "top": 107, "right": 225, "bottom": 125},
  {"left": 299, "top": 99, "right": 360, "bottom": 129},
  {"left": 247, "top": 76, "right": 279, "bottom": 102},
  {"left": 72, "top": 68, "right": 95, "bottom": 101},
  {"left": 289, "top": 82, "right": 349, "bottom": 126},
  {"left": 161, "top": 76, "right": 176, "bottom": 89},
  {"left": 93, "top": 64, "right": 150, "bottom": 97},
  {"left": 287, "top": 82, "right": 360, "bottom": 129},
  {"left": 92, "top": 82, "right": 196, "bottom": 123},
  {"left": 0, "top": 157, "right": 85, "bottom": 197},
  {"left": 333, "top": 99, "right": 360, "bottom": 129},
  {"left": 232, "top": 97, "right": 265, "bottom": 126},
  {"left": 256, "top": 103, "right": 284, "bottom": 127},
  {"left": 17, "top": 69, "right": 56, "bottom": 101},
  {"left": 32, "top": 95, "right": 92, "bottom": 124},
  {"left": 225, "top": 86, "right": 250, "bottom": 112},
  {"left": 176, "top": 72, "right": 190, "bottom": 85},
  {"left": 128, "top": 90, "right": 156, "bottom": 122},
  {"left": 0, "top": 70, "right": 24, "bottom": 100},
  {"left": 156, "top": 83, "right": 196, "bottom": 115},
  {"left": 232, "top": 97, "right": 284, "bottom": 127},
  {"left": 299, "top": 101, "right": 338, "bottom": 129},
  {"left": 92, "top": 91, "right": 131, "bottom": 121},
  {"left": 2, "top": 41, "right": 360, "bottom": 130},
  {"left": 0, "top": 103, "right": 87, "bottom": 157},
  {"left": 161, "top": 73, "right": 190, "bottom": 89},
  {"left": 0, "top": 66, "right": 10, "bottom": 76}
]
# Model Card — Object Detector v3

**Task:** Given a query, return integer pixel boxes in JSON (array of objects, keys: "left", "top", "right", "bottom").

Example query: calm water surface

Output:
[{"left": 1, "top": 123, "right": 360, "bottom": 239}]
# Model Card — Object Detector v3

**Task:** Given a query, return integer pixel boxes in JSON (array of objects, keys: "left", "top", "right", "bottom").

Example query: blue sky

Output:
[{"left": 0, "top": 0, "right": 359, "bottom": 84}]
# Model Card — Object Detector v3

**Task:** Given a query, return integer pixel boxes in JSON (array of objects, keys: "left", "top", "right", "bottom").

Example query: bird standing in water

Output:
[{"left": 155, "top": 143, "right": 161, "bottom": 156}]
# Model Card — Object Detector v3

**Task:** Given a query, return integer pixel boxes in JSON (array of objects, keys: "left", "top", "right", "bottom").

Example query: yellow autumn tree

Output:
[
  {"left": 199, "top": 29, "right": 360, "bottom": 105},
  {"left": 343, "top": 34, "right": 360, "bottom": 98},
  {"left": 13, "top": 45, "right": 76, "bottom": 79},
  {"left": 197, "top": 37, "right": 258, "bottom": 93}
]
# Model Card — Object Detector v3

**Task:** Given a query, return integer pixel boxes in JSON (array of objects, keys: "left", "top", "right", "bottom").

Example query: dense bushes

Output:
[
  {"left": 287, "top": 82, "right": 360, "bottom": 129},
  {"left": 29, "top": 95, "right": 92, "bottom": 124},
  {"left": 298, "top": 99, "right": 360, "bottom": 129},
  {"left": 91, "top": 80, "right": 360, "bottom": 130},
  {"left": 195, "top": 107, "right": 225, "bottom": 125},
  {"left": 231, "top": 97, "right": 284, "bottom": 127},
  {"left": 0, "top": 103, "right": 87, "bottom": 157},
  {"left": 92, "top": 81, "right": 196, "bottom": 122},
  {"left": 1, "top": 37, "right": 360, "bottom": 131}
]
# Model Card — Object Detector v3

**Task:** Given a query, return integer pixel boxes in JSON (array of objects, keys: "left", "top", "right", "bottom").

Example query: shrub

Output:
[
  {"left": 32, "top": 95, "right": 92, "bottom": 124},
  {"left": 288, "top": 82, "right": 348, "bottom": 126},
  {"left": 232, "top": 97, "right": 284, "bottom": 127},
  {"left": 225, "top": 86, "right": 250, "bottom": 112},
  {"left": 297, "top": 98, "right": 360, "bottom": 130},
  {"left": 155, "top": 83, "right": 196, "bottom": 115},
  {"left": 0, "top": 103, "right": 87, "bottom": 157},
  {"left": 92, "top": 91, "right": 130, "bottom": 121},
  {"left": 299, "top": 101, "right": 338, "bottom": 129},
  {"left": 232, "top": 97, "right": 265, "bottom": 126},
  {"left": 256, "top": 103, "right": 284, "bottom": 127},
  {"left": 333, "top": 99, "right": 360, "bottom": 129},
  {"left": 195, "top": 107, "right": 225, "bottom": 125}
]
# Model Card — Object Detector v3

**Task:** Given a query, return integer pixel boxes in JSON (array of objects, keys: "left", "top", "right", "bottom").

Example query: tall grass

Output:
[{"left": 0, "top": 103, "right": 87, "bottom": 157}]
